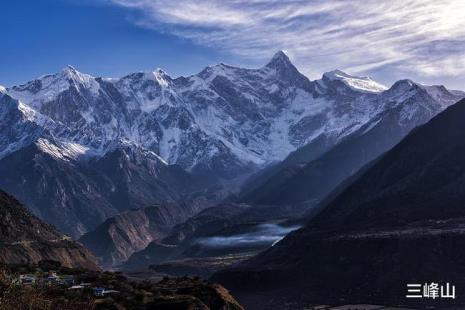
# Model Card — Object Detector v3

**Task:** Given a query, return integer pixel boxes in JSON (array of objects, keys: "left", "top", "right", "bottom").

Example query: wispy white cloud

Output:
[{"left": 109, "top": 0, "right": 465, "bottom": 85}]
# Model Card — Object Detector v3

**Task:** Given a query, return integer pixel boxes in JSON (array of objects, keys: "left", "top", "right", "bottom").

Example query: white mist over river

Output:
[{"left": 195, "top": 223, "right": 301, "bottom": 249}]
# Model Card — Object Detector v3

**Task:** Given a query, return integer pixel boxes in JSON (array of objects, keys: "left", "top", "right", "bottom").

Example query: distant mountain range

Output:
[
  {"left": 214, "top": 98, "right": 465, "bottom": 308},
  {"left": 0, "top": 51, "right": 463, "bottom": 239}
]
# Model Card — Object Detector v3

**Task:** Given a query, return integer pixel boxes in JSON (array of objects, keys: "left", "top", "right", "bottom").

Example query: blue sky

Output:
[
  {"left": 1, "top": 0, "right": 465, "bottom": 90},
  {"left": 0, "top": 0, "right": 244, "bottom": 86}
]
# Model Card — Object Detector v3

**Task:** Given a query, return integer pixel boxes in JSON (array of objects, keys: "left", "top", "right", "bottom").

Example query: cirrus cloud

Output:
[{"left": 108, "top": 0, "right": 465, "bottom": 87}]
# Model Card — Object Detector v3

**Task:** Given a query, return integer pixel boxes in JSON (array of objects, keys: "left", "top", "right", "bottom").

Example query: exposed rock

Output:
[{"left": 80, "top": 202, "right": 207, "bottom": 267}]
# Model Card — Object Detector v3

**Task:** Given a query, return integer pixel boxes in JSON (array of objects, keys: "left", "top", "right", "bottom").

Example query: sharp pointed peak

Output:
[
  {"left": 265, "top": 50, "right": 293, "bottom": 68},
  {"left": 149, "top": 68, "right": 172, "bottom": 86},
  {"left": 61, "top": 65, "right": 80, "bottom": 74},
  {"left": 59, "top": 65, "right": 92, "bottom": 80},
  {"left": 154, "top": 67, "right": 167, "bottom": 73},
  {"left": 151, "top": 68, "right": 172, "bottom": 79},
  {"left": 56, "top": 65, "right": 98, "bottom": 86},
  {"left": 271, "top": 50, "right": 290, "bottom": 60}
]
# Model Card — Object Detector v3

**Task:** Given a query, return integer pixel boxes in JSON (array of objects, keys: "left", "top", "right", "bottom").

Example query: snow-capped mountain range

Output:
[
  {"left": 4, "top": 50, "right": 461, "bottom": 179},
  {"left": 0, "top": 51, "right": 463, "bottom": 237}
]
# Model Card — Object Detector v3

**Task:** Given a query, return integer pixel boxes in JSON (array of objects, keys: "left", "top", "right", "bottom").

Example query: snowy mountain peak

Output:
[
  {"left": 263, "top": 51, "right": 311, "bottom": 88},
  {"left": 323, "top": 69, "right": 354, "bottom": 80},
  {"left": 151, "top": 69, "right": 172, "bottom": 86},
  {"left": 2, "top": 55, "right": 463, "bottom": 181},
  {"left": 195, "top": 63, "right": 236, "bottom": 82},
  {"left": 62, "top": 64, "right": 78, "bottom": 73},
  {"left": 265, "top": 50, "right": 293, "bottom": 68},
  {"left": 271, "top": 50, "right": 290, "bottom": 61},
  {"left": 322, "top": 69, "right": 387, "bottom": 93},
  {"left": 387, "top": 79, "right": 420, "bottom": 94},
  {"left": 154, "top": 68, "right": 168, "bottom": 75},
  {"left": 0, "top": 85, "right": 5, "bottom": 94},
  {"left": 6, "top": 66, "right": 101, "bottom": 110},
  {"left": 59, "top": 65, "right": 94, "bottom": 82}
]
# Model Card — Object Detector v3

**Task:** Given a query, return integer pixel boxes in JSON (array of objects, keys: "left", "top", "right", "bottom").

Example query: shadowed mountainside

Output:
[
  {"left": 214, "top": 98, "right": 465, "bottom": 308},
  {"left": 0, "top": 190, "right": 99, "bottom": 270}
]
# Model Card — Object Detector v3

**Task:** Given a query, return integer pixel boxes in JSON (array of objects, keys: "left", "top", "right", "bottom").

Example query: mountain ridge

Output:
[{"left": 6, "top": 51, "right": 460, "bottom": 175}]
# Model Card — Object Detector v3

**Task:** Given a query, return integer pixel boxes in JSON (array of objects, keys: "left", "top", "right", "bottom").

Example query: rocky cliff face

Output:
[
  {"left": 79, "top": 202, "right": 208, "bottom": 267},
  {"left": 0, "top": 190, "right": 99, "bottom": 270}
]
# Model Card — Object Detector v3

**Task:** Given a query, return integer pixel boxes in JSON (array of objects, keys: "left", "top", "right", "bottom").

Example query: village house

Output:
[{"left": 19, "top": 274, "right": 36, "bottom": 285}]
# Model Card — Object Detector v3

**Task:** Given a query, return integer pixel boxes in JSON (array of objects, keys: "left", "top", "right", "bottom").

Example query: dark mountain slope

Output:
[
  {"left": 90, "top": 144, "right": 208, "bottom": 212},
  {"left": 0, "top": 142, "right": 207, "bottom": 238},
  {"left": 236, "top": 136, "right": 325, "bottom": 204},
  {"left": 0, "top": 143, "right": 115, "bottom": 237},
  {"left": 0, "top": 190, "right": 99, "bottom": 270},
  {"left": 214, "top": 98, "right": 465, "bottom": 308},
  {"left": 310, "top": 98, "right": 465, "bottom": 230}
]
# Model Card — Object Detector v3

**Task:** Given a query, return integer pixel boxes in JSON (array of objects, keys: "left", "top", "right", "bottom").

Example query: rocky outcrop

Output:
[{"left": 79, "top": 202, "right": 208, "bottom": 267}]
